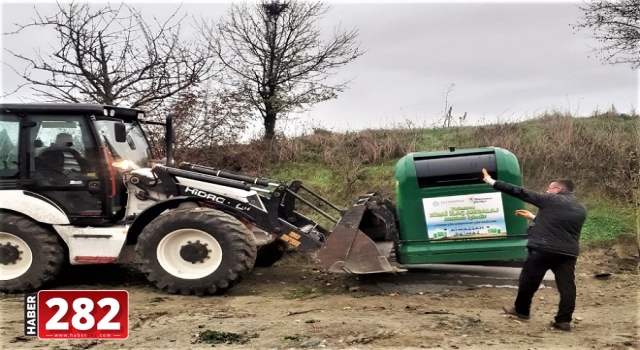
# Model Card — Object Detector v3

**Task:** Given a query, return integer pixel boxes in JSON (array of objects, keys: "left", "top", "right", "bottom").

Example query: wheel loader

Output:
[{"left": 0, "top": 103, "right": 529, "bottom": 296}]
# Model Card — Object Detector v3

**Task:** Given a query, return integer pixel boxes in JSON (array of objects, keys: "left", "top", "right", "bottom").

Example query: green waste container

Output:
[{"left": 394, "top": 146, "right": 529, "bottom": 264}]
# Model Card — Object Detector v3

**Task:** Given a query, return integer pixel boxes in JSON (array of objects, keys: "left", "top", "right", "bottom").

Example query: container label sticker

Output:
[{"left": 423, "top": 193, "right": 507, "bottom": 240}]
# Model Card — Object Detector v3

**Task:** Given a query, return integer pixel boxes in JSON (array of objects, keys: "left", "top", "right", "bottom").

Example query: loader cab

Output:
[{"left": 0, "top": 103, "right": 154, "bottom": 225}]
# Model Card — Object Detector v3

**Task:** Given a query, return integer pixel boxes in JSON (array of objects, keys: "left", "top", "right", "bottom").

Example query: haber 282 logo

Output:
[{"left": 25, "top": 290, "right": 129, "bottom": 339}]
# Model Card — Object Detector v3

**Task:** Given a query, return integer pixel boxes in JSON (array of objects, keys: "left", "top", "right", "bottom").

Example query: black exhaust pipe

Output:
[{"left": 165, "top": 114, "right": 175, "bottom": 167}]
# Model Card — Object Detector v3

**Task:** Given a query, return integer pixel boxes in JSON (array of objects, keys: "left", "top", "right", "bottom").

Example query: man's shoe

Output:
[
  {"left": 502, "top": 305, "right": 530, "bottom": 320},
  {"left": 550, "top": 321, "right": 571, "bottom": 331}
]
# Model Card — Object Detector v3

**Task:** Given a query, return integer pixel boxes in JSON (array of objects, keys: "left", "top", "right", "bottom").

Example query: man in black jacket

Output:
[{"left": 481, "top": 168, "right": 587, "bottom": 331}]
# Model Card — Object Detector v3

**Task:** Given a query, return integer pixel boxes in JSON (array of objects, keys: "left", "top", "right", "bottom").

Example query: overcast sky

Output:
[{"left": 1, "top": 1, "right": 638, "bottom": 137}]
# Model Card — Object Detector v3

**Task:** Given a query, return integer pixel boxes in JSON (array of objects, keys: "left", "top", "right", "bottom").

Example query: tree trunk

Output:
[{"left": 263, "top": 108, "right": 277, "bottom": 141}]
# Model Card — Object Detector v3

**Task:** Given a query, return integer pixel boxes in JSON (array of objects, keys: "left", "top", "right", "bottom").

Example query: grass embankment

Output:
[{"left": 188, "top": 111, "right": 639, "bottom": 246}]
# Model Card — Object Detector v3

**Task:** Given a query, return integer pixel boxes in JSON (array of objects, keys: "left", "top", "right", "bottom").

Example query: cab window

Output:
[
  {"left": 30, "top": 116, "right": 97, "bottom": 175},
  {"left": 29, "top": 115, "right": 102, "bottom": 216},
  {"left": 0, "top": 114, "right": 20, "bottom": 178}
]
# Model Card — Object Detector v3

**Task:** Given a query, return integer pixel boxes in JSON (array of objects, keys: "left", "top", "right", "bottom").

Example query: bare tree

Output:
[
  {"left": 200, "top": 0, "right": 363, "bottom": 141},
  {"left": 441, "top": 83, "right": 455, "bottom": 128},
  {"left": 3, "top": 1, "right": 215, "bottom": 108},
  {"left": 144, "top": 82, "right": 253, "bottom": 164},
  {"left": 573, "top": 0, "right": 640, "bottom": 70}
]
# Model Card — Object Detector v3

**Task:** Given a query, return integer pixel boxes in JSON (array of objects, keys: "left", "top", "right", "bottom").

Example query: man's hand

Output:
[
  {"left": 515, "top": 209, "right": 535, "bottom": 221},
  {"left": 481, "top": 168, "right": 496, "bottom": 186}
]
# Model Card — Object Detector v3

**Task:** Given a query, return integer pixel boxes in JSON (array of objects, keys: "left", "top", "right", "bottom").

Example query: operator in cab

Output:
[{"left": 38, "top": 132, "right": 91, "bottom": 175}]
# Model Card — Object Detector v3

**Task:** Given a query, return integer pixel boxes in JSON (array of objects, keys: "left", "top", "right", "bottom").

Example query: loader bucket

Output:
[{"left": 315, "top": 194, "right": 403, "bottom": 274}]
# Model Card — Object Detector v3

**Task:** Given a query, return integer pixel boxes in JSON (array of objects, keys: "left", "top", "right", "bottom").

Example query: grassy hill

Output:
[{"left": 182, "top": 110, "right": 639, "bottom": 246}]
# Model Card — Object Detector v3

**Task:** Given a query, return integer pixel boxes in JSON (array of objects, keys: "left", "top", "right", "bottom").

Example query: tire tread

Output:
[
  {"left": 136, "top": 207, "right": 256, "bottom": 296},
  {"left": 0, "top": 213, "right": 65, "bottom": 293}
]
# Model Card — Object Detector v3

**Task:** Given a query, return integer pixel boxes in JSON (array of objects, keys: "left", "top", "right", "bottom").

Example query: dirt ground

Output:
[{"left": 1, "top": 236, "right": 638, "bottom": 350}]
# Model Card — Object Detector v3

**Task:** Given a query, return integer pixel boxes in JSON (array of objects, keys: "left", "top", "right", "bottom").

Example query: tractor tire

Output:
[
  {"left": 135, "top": 207, "right": 257, "bottom": 296},
  {"left": 0, "top": 212, "right": 65, "bottom": 293},
  {"left": 254, "top": 240, "right": 288, "bottom": 267}
]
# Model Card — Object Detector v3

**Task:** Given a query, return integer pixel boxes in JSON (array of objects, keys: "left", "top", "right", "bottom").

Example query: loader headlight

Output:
[{"left": 112, "top": 159, "right": 135, "bottom": 170}]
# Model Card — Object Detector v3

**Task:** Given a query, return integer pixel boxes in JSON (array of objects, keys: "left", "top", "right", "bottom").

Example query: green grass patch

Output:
[
  {"left": 269, "top": 162, "right": 334, "bottom": 188},
  {"left": 416, "top": 128, "right": 458, "bottom": 150},
  {"left": 580, "top": 200, "right": 635, "bottom": 244},
  {"left": 285, "top": 286, "right": 321, "bottom": 300},
  {"left": 284, "top": 284, "right": 346, "bottom": 300}
]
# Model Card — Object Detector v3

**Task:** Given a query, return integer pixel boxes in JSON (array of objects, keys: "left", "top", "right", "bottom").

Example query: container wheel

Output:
[
  {"left": 135, "top": 207, "right": 257, "bottom": 296},
  {"left": 0, "top": 212, "right": 65, "bottom": 293}
]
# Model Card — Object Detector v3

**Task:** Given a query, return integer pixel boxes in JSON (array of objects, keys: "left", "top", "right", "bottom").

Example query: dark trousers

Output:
[{"left": 515, "top": 248, "right": 578, "bottom": 323}]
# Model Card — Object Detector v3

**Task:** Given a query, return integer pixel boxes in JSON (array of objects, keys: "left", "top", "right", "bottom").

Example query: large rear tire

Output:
[
  {"left": 135, "top": 207, "right": 257, "bottom": 296},
  {"left": 0, "top": 212, "right": 65, "bottom": 293}
]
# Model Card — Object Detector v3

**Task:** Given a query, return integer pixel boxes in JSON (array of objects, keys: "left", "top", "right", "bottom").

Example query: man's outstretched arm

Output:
[{"left": 481, "top": 168, "right": 555, "bottom": 208}]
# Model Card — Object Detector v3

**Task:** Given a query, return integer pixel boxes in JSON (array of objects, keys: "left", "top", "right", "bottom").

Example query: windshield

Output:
[{"left": 94, "top": 119, "right": 151, "bottom": 170}]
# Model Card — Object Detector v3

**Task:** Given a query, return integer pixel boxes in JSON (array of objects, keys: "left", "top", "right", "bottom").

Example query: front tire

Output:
[
  {"left": 0, "top": 212, "right": 65, "bottom": 293},
  {"left": 135, "top": 207, "right": 257, "bottom": 296}
]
